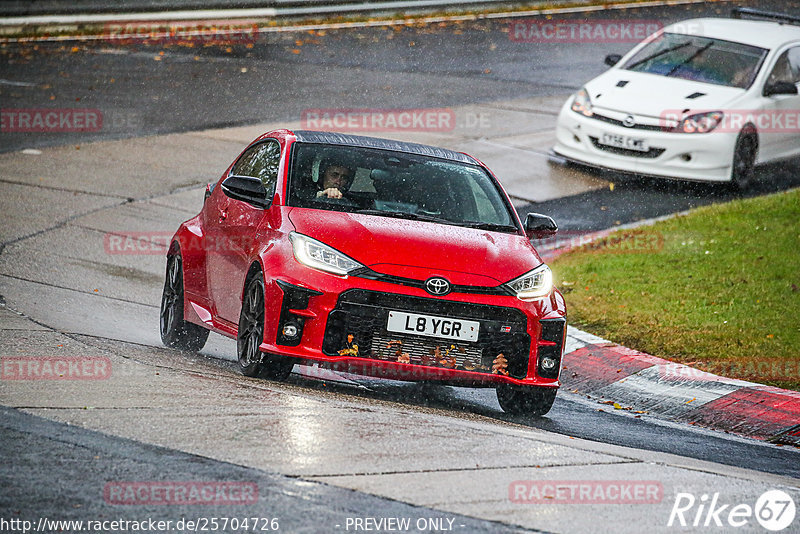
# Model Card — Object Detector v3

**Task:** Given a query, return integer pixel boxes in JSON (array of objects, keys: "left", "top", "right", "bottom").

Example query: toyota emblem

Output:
[
  {"left": 425, "top": 277, "right": 451, "bottom": 296},
  {"left": 622, "top": 115, "right": 636, "bottom": 128}
]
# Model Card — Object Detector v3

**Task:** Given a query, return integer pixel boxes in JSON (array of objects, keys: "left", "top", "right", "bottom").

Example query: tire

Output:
[
  {"left": 237, "top": 274, "right": 294, "bottom": 380},
  {"left": 730, "top": 128, "right": 757, "bottom": 191},
  {"left": 496, "top": 385, "right": 557, "bottom": 417},
  {"left": 160, "top": 254, "right": 209, "bottom": 352}
]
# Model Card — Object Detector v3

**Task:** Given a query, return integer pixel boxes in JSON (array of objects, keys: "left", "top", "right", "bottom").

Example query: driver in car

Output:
[{"left": 316, "top": 159, "right": 355, "bottom": 199}]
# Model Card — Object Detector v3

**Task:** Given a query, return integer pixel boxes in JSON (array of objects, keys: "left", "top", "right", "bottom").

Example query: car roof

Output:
[
  {"left": 664, "top": 18, "right": 800, "bottom": 50},
  {"left": 290, "top": 130, "right": 478, "bottom": 165}
]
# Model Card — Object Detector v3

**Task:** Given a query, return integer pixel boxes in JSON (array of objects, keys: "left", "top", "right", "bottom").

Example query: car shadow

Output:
[{"left": 285, "top": 369, "right": 564, "bottom": 427}]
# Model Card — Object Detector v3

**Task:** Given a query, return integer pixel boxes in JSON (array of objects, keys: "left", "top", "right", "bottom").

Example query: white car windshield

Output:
[
  {"left": 288, "top": 143, "right": 518, "bottom": 232},
  {"left": 622, "top": 32, "right": 768, "bottom": 89}
]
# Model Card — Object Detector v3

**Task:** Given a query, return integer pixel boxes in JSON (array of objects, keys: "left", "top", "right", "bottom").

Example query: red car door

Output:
[{"left": 205, "top": 139, "right": 282, "bottom": 324}]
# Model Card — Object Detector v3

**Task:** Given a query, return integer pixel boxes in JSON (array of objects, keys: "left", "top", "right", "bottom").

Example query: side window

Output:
[
  {"left": 231, "top": 140, "right": 281, "bottom": 193},
  {"left": 788, "top": 47, "right": 800, "bottom": 84},
  {"left": 766, "top": 48, "right": 800, "bottom": 86}
]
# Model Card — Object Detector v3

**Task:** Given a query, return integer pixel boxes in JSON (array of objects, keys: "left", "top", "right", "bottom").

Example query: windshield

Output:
[
  {"left": 287, "top": 142, "right": 518, "bottom": 232},
  {"left": 622, "top": 32, "right": 768, "bottom": 88}
]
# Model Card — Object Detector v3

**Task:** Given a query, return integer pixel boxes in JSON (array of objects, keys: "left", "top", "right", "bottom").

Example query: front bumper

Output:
[
  {"left": 552, "top": 102, "right": 738, "bottom": 183},
  {"left": 259, "top": 267, "right": 566, "bottom": 388}
]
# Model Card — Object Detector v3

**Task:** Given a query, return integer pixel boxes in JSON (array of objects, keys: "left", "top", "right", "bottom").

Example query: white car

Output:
[{"left": 552, "top": 8, "right": 800, "bottom": 188}]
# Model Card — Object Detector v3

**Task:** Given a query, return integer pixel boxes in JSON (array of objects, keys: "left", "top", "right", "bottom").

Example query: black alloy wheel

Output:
[
  {"left": 160, "top": 253, "right": 209, "bottom": 351},
  {"left": 731, "top": 128, "right": 758, "bottom": 190},
  {"left": 237, "top": 274, "right": 294, "bottom": 380}
]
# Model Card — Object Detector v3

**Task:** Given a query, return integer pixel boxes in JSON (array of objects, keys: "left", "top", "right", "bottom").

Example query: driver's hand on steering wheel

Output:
[{"left": 317, "top": 187, "right": 343, "bottom": 199}]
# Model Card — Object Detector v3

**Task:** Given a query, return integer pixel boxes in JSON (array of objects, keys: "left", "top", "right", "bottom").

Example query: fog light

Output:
[
  {"left": 282, "top": 324, "right": 299, "bottom": 339},
  {"left": 541, "top": 356, "right": 558, "bottom": 371},
  {"left": 681, "top": 153, "right": 692, "bottom": 162}
]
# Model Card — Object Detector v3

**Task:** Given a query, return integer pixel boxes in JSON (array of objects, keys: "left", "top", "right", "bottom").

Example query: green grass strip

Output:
[{"left": 551, "top": 188, "right": 800, "bottom": 390}]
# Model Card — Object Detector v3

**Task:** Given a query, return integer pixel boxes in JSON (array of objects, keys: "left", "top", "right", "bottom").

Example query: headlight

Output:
[
  {"left": 570, "top": 88, "right": 593, "bottom": 117},
  {"left": 668, "top": 111, "right": 724, "bottom": 134},
  {"left": 289, "top": 232, "right": 364, "bottom": 276},
  {"left": 505, "top": 264, "right": 553, "bottom": 300}
]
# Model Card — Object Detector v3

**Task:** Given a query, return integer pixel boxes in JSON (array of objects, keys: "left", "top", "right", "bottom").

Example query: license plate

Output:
[
  {"left": 386, "top": 311, "right": 479, "bottom": 342},
  {"left": 599, "top": 132, "right": 649, "bottom": 152}
]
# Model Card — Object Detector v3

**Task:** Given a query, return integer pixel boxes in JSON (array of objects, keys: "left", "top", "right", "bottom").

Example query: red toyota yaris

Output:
[{"left": 160, "top": 129, "right": 566, "bottom": 415}]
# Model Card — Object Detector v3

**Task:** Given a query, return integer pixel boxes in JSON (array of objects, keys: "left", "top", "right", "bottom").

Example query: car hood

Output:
[
  {"left": 586, "top": 69, "right": 745, "bottom": 117},
  {"left": 288, "top": 208, "right": 541, "bottom": 285}
]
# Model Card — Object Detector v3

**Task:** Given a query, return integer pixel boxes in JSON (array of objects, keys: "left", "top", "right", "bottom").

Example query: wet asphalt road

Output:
[
  {"left": 286, "top": 370, "right": 800, "bottom": 479},
  {"left": 1, "top": 406, "right": 521, "bottom": 533},
  {"left": 3, "top": 347, "right": 798, "bottom": 532}
]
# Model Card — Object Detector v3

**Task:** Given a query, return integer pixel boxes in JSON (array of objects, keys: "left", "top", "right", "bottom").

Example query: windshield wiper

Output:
[
  {"left": 625, "top": 41, "right": 692, "bottom": 70},
  {"left": 459, "top": 222, "right": 519, "bottom": 232},
  {"left": 353, "top": 209, "right": 452, "bottom": 224},
  {"left": 666, "top": 41, "right": 714, "bottom": 77}
]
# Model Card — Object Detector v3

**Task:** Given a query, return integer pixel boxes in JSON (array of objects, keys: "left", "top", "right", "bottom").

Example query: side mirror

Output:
[
  {"left": 220, "top": 175, "right": 270, "bottom": 209},
  {"left": 605, "top": 54, "right": 622, "bottom": 67},
  {"left": 525, "top": 213, "right": 558, "bottom": 240},
  {"left": 763, "top": 81, "right": 798, "bottom": 97}
]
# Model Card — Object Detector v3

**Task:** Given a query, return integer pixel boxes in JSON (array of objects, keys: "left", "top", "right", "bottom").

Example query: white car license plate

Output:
[
  {"left": 386, "top": 311, "right": 479, "bottom": 342},
  {"left": 599, "top": 132, "right": 649, "bottom": 152}
]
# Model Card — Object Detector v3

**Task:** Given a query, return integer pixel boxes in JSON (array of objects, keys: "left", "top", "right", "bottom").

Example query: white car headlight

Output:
[
  {"left": 506, "top": 264, "right": 553, "bottom": 300},
  {"left": 671, "top": 111, "right": 724, "bottom": 134},
  {"left": 289, "top": 232, "right": 364, "bottom": 276},
  {"left": 570, "top": 88, "right": 593, "bottom": 117}
]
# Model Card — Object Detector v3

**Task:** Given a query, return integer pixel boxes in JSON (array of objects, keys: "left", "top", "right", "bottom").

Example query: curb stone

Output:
[{"left": 562, "top": 325, "right": 800, "bottom": 444}]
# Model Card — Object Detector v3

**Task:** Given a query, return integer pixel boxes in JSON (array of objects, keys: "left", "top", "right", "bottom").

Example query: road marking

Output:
[{"left": 0, "top": 78, "right": 38, "bottom": 87}]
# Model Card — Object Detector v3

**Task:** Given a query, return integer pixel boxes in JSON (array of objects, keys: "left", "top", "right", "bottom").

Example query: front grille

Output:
[
  {"left": 590, "top": 112, "right": 665, "bottom": 132},
  {"left": 351, "top": 267, "right": 511, "bottom": 296},
  {"left": 589, "top": 137, "right": 665, "bottom": 159},
  {"left": 371, "top": 333, "right": 484, "bottom": 368},
  {"left": 322, "top": 289, "right": 531, "bottom": 379}
]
